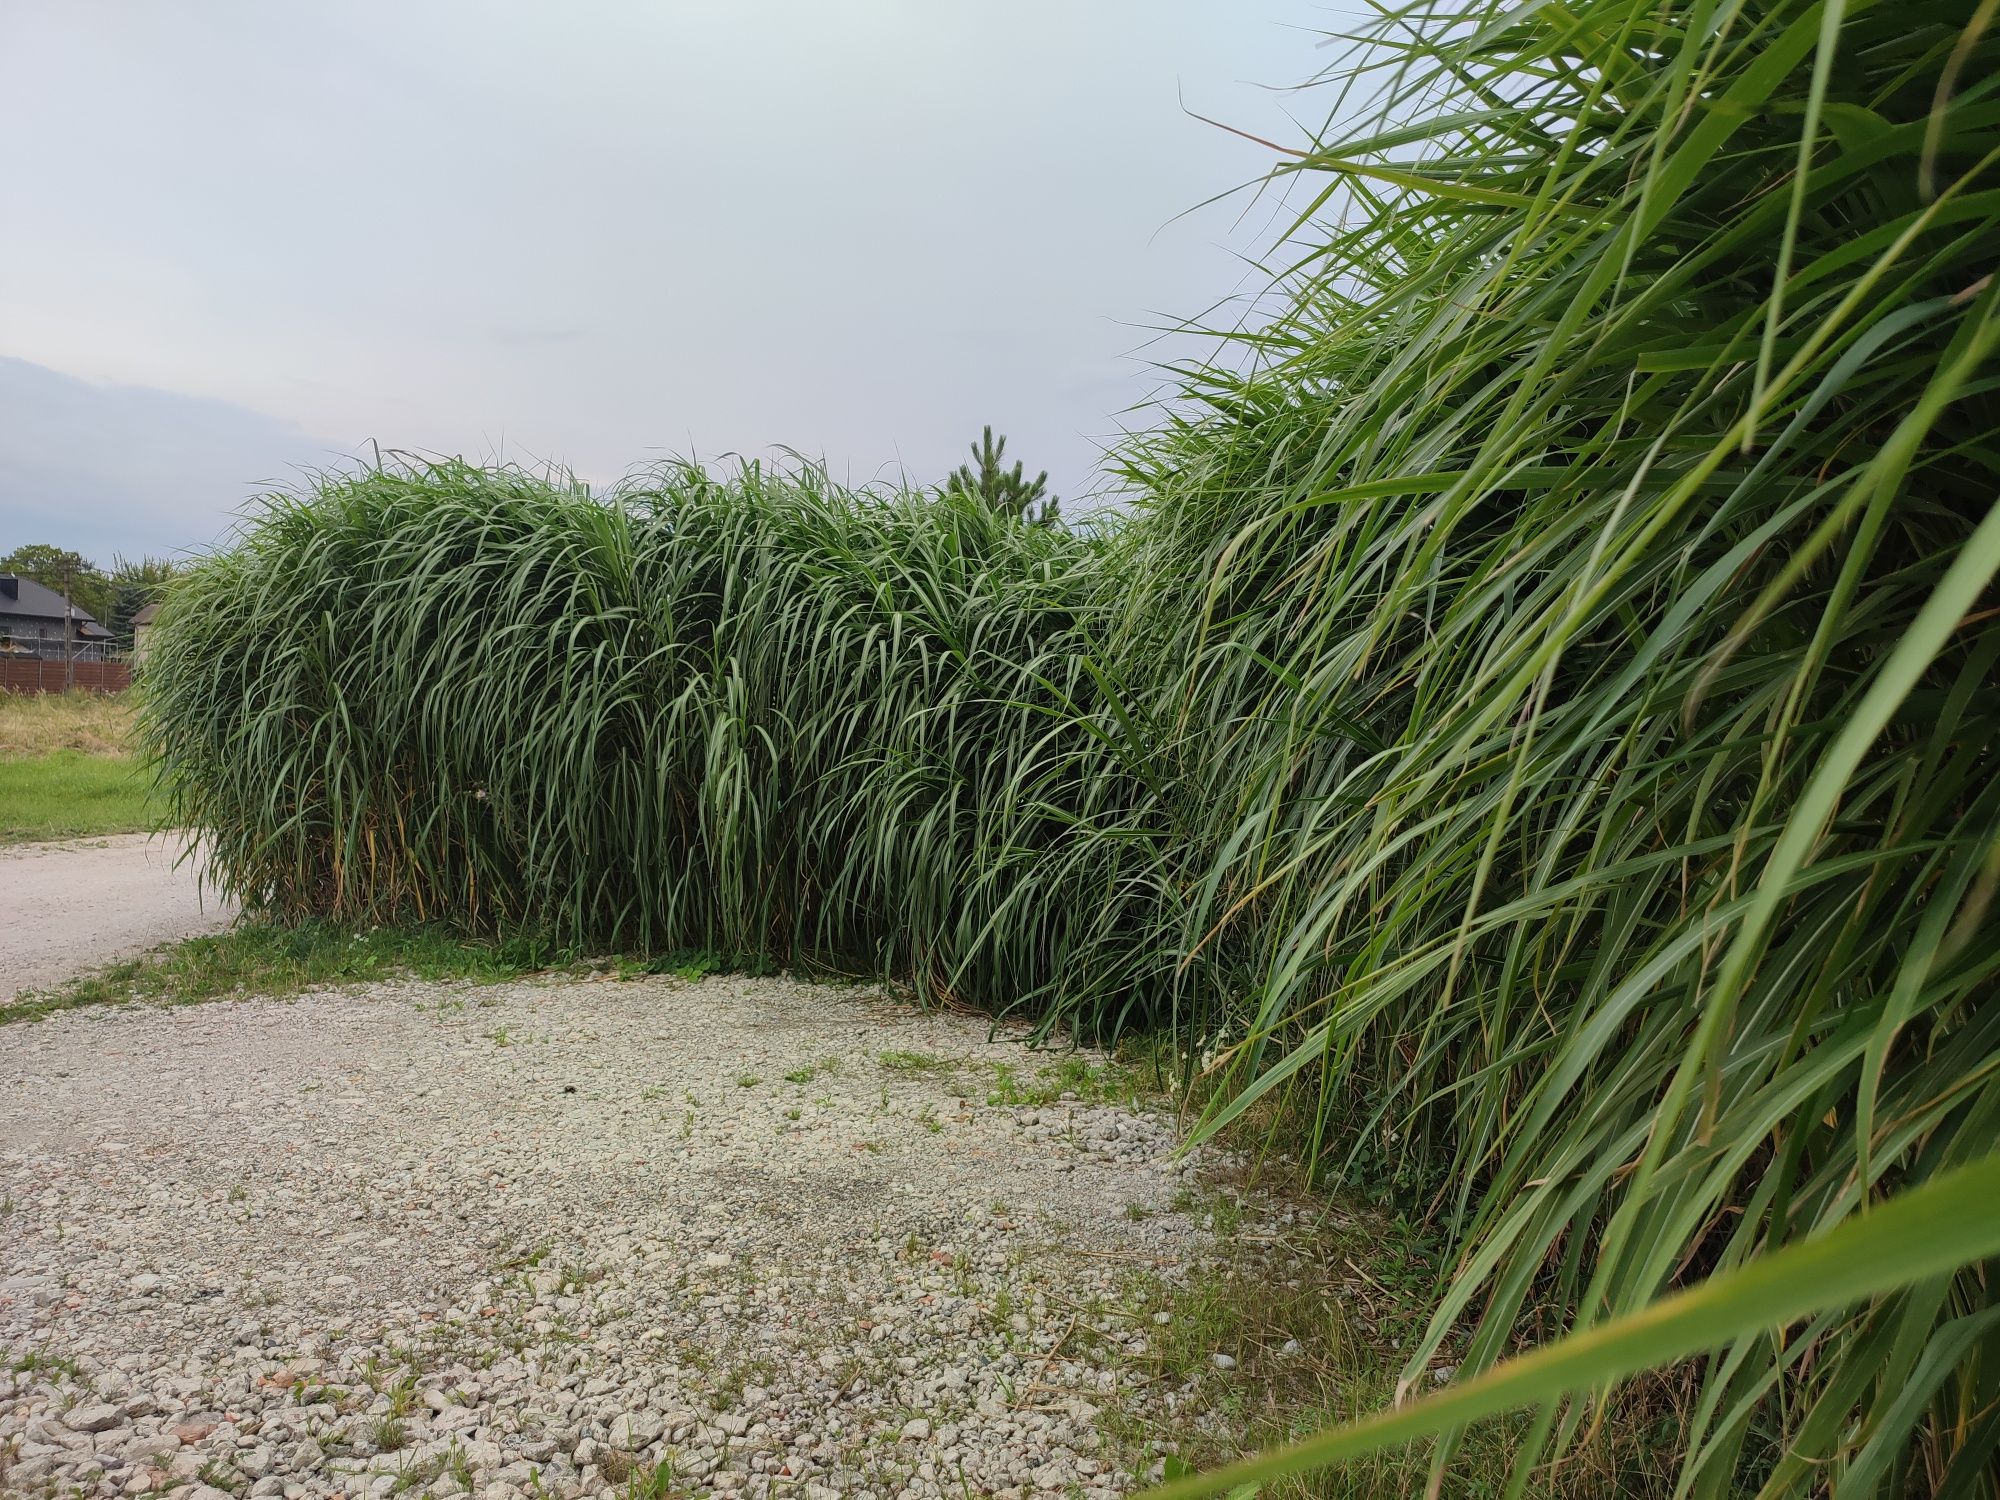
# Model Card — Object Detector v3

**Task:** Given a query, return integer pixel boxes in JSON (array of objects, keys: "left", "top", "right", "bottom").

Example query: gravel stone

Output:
[
  {"left": 64, "top": 1402, "right": 125, "bottom": 1433},
  {"left": 607, "top": 1410, "right": 664, "bottom": 1449}
]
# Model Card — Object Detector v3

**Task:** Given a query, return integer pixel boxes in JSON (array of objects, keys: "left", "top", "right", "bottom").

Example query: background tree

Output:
[
  {"left": 106, "top": 556, "right": 178, "bottom": 648},
  {"left": 942, "top": 427, "right": 1059, "bottom": 525}
]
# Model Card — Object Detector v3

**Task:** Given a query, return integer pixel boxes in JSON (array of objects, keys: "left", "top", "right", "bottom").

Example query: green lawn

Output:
[{"left": 0, "top": 748, "right": 157, "bottom": 844}]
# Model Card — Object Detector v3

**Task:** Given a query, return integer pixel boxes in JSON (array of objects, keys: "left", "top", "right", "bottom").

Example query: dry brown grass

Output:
[{"left": 0, "top": 690, "right": 136, "bottom": 759}]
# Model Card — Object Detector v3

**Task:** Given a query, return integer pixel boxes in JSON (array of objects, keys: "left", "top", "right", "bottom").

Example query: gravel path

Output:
[
  {"left": 0, "top": 835, "right": 234, "bottom": 1001},
  {"left": 1, "top": 973, "right": 1278, "bottom": 1500}
]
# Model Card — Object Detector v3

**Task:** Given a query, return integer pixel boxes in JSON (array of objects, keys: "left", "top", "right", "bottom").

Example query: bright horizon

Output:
[{"left": 1, "top": 2, "right": 1337, "bottom": 563}]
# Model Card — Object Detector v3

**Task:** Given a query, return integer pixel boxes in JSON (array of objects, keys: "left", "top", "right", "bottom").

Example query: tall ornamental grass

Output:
[
  {"left": 1110, "top": 0, "right": 2000, "bottom": 1490},
  {"left": 144, "top": 0, "right": 2000, "bottom": 1489},
  {"left": 144, "top": 460, "right": 1173, "bottom": 1026}
]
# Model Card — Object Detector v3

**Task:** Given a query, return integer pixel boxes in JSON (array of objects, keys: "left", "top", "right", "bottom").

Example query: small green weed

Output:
[
  {"left": 10, "top": 1349, "right": 87, "bottom": 1382},
  {"left": 387, "top": 1451, "right": 444, "bottom": 1495},
  {"left": 877, "top": 1049, "right": 953, "bottom": 1073},
  {"left": 985, "top": 1055, "right": 1143, "bottom": 1108},
  {"left": 624, "top": 1456, "right": 682, "bottom": 1500}
]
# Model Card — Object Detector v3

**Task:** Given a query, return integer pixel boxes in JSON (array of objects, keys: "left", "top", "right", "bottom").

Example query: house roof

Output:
[
  {"left": 131, "top": 601, "right": 162, "bottom": 627},
  {"left": 0, "top": 572, "right": 114, "bottom": 637}
]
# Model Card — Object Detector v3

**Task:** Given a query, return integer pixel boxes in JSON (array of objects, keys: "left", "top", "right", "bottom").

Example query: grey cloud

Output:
[{"left": 0, "top": 2, "right": 1329, "bottom": 554}]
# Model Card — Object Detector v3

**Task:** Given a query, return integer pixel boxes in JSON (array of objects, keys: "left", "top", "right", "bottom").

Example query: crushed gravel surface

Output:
[{"left": 1, "top": 973, "right": 1282, "bottom": 1500}]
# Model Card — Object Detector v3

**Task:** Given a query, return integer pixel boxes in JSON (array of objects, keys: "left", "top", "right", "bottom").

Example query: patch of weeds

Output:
[
  {"left": 9, "top": 1349, "right": 87, "bottom": 1383},
  {"left": 638, "top": 947, "right": 770, "bottom": 981},
  {"left": 387, "top": 1451, "right": 445, "bottom": 1495},
  {"left": 381, "top": 1372, "right": 419, "bottom": 1419},
  {"left": 985, "top": 1061, "right": 1032, "bottom": 1107},
  {"left": 598, "top": 1448, "right": 637, "bottom": 1485},
  {"left": 711, "top": 1355, "right": 777, "bottom": 1413},
  {"left": 1170, "top": 1183, "right": 1249, "bottom": 1238},
  {"left": 825, "top": 1352, "right": 869, "bottom": 1398},
  {"left": 1, "top": 920, "right": 566, "bottom": 1026},
  {"left": 486, "top": 1027, "right": 512, "bottom": 1046},
  {"left": 985, "top": 1054, "right": 1146, "bottom": 1108},
  {"left": 195, "top": 1459, "right": 244, "bottom": 1494},
  {"left": 666, "top": 951, "right": 722, "bottom": 981},
  {"left": 293, "top": 1374, "right": 340, "bottom": 1406},
  {"left": 624, "top": 1455, "right": 683, "bottom": 1500},
  {"left": 914, "top": 1103, "right": 942, "bottom": 1133},
  {"left": 949, "top": 1251, "right": 976, "bottom": 1297},
  {"left": 1110, "top": 1218, "right": 1679, "bottom": 1500},
  {"left": 736, "top": 1073, "right": 762, "bottom": 1088},
  {"left": 369, "top": 1414, "right": 410, "bottom": 1453},
  {"left": 877, "top": 1048, "right": 954, "bottom": 1073}
]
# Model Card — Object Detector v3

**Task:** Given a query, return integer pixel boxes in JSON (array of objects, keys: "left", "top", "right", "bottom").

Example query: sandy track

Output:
[{"left": 0, "top": 834, "right": 235, "bottom": 1000}]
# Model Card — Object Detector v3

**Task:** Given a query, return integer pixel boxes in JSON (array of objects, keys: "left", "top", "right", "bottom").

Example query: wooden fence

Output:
[{"left": 0, "top": 659, "right": 132, "bottom": 694}]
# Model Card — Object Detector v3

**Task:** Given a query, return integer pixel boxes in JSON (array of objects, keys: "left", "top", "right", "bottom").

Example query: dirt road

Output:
[{"left": 0, "top": 833, "right": 235, "bottom": 1000}]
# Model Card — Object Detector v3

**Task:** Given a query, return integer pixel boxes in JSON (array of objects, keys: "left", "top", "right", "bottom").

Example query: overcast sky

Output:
[{"left": 1, "top": 2, "right": 1333, "bottom": 564}]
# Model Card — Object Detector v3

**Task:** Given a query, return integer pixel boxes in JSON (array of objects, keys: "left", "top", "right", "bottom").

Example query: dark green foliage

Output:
[
  {"left": 108, "top": 555, "right": 176, "bottom": 646},
  {"left": 943, "top": 426, "right": 1059, "bottom": 526}
]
